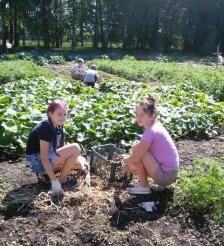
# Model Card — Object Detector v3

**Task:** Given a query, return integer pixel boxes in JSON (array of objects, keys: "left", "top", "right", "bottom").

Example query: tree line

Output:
[{"left": 0, "top": 0, "right": 224, "bottom": 53}]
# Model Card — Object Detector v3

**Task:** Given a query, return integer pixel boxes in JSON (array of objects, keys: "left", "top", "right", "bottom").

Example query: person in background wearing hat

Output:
[
  {"left": 83, "top": 64, "right": 100, "bottom": 88},
  {"left": 71, "top": 58, "right": 88, "bottom": 80}
]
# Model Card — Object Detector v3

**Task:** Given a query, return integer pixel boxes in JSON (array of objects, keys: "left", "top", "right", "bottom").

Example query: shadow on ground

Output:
[
  {"left": 0, "top": 182, "right": 50, "bottom": 219},
  {"left": 110, "top": 188, "right": 174, "bottom": 229}
]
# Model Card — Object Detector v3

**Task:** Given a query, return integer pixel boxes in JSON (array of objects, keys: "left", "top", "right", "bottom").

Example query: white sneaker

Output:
[
  {"left": 127, "top": 183, "right": 151, "bottom": 195},
  {"left": 138, "top": 201, "right": 155, "bottom": 212},
  {"left": 151, "top": 184, "right": 165, "bottom": 191}
]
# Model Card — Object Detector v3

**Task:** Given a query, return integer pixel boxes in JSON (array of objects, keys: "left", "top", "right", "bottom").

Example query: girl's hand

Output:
[
  {"left": 131, "top": 143, "right": 139, "bottom": 152},
  {"left": 121, "top": 155, "right": 130, "bottom": 165},
  {"left": 51, "top": 179, "right": 64, "bottom": 195},
  {"left": 120, "top": 155, "right": 131, "bottom": 174},
  {"left": 121, "top": 154, "right": 130, "bottom": 160}
]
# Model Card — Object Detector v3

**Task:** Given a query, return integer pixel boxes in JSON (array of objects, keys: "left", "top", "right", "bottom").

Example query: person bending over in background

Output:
[
  {"left": 26, "top": 99, "right": 88, "bottom": 195},
  {"left": 83, "top": 64, "right": 100, "bottom": 88},
  {"left": 122, "top": 96, "right": 179, "bottom": 195},
  {"left": 71, "top": 58, "right": 88, "bottom": 80}
]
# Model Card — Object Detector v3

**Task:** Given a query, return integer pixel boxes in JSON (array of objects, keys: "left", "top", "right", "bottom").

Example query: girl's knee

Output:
[{"left": 69, "top": 143, "right": 81, "bottom": 155}]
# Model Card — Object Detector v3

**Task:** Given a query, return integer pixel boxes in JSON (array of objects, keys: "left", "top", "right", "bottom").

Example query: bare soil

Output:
[
  {"left": 0, "top": 64, "right": 223, "bottom": 245},
  {"left": 0, "top": 138, "right": 223, "bottom": 246},
  {"left": 43, "top": 63, "right": 129, "bottom": 82}
]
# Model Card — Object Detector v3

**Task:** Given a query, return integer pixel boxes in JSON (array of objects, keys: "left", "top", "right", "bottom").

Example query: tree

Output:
[{"left": 0, "top": 0, "right": 7, "bottom": 47}]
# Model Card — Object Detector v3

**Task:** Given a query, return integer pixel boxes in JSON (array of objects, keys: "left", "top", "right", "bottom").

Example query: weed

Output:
[{"left": 173, "top": 158, "right": 224, "bottom": 223}]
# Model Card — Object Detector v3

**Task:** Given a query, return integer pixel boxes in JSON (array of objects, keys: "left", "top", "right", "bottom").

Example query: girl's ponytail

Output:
[
  {"left": 147, "top": 96, "right": 156, "bottom": 106},
  {"left": 139, "top": 95, "right": 157, "bottom": 115}
]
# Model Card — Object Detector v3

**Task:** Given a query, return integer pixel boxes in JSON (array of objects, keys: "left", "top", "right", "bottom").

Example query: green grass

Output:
[
  {"left": 0, "top": 60, "right": 54, "bottom": 84},
  {"left": 91, "top": 56, "right": 224, "bottom": 101},
  {"left": 173, "top": 158, "right": 224, "bottom": 223}
]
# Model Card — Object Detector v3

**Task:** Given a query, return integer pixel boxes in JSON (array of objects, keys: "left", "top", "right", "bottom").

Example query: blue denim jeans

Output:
[{"left": 27, "top": 148, "right": 56, "bottom": 174}]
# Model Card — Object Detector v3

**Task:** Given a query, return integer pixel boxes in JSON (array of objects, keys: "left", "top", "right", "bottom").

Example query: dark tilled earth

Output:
[{"left": 0, "top": 137, "right": 224, "bottom": 246}]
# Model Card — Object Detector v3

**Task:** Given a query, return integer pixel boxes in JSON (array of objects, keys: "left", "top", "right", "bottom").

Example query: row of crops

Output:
[
  {"left": 91, "top": 56, "right": 224, "bottom": 101},
  {"left": 2, "top": 51, "right": 224, "bottom": 101},
  {"left": 0, "top": 75, "right": 224, "bottom": 154},
  {"left": 0, "top": 60, "right": 53, "bottom": 84}
]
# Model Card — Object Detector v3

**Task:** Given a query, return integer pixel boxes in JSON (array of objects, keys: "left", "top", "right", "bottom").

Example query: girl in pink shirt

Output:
[{"left": 122, "top": 96, "right": 179, "bottom": 195}]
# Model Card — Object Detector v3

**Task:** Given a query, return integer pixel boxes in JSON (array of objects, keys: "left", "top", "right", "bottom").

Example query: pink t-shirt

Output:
[{"left": 141, "top": 121, "right": 179, "bottom": 171}]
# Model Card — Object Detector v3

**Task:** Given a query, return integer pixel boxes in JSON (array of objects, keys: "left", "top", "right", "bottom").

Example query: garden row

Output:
[
  {"left": 1, "top": 51, "right": 224, "bottom": 102},
  {"left": 91, "top": 56, "right": 224, "bottom": 101},
  {"left": 0, "top": 60, "right": 53, "bottom": 84},
  {"left": 0, "top": 77, "right": 223, "bottom": 154}
]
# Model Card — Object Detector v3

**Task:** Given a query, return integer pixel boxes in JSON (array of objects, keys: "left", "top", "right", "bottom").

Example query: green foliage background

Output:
[
  {"left": 0, "top": 77, "right": 223, "bottom": 154},
  {"left": 92, "top": 56, "right": 224, "bottom": 101},
  {"left": 0, "top": 60, "right": 53, "bottom": 84}
]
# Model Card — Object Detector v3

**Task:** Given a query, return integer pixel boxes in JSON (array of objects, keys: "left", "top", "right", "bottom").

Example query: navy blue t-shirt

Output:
[{"left": 26, "top": 119, "right": 64, "bottom": 155}]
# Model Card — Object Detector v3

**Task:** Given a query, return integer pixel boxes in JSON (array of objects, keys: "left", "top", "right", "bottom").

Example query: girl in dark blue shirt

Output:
[{"left": 26, "top": 99, "right": 87, "bottom": 195}]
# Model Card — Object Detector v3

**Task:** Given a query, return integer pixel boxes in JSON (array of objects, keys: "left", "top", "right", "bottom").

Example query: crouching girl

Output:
[
  {"left": 26, "top": 99, "right": 88, "bottom": 195},
  {"left": 122, "top": 96, "right": 179, "bottom": 195}
]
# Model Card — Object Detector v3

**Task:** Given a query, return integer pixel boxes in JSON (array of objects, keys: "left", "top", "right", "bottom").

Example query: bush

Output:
[
  {"left": 0, "top": 60, "right": 54, "bottom": 84},
  {"left": 174, "top": 158, "right": 224, "bottom": 223}
]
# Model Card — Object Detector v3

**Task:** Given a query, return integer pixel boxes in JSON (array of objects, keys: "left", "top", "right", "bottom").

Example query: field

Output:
[{"left": 0, "top": 51, "right": 223, "bottom": 245}]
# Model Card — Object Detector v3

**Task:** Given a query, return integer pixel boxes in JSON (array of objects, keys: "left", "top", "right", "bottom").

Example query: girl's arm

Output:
[
  {"left": 124, "top": 141, "right": 150, "bottom": 165},
  {"left": 40, "top": 140, "right": 57, "bottom": 181}
]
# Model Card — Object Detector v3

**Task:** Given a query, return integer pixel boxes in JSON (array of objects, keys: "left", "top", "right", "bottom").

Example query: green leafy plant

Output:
[
  {"left": 48, "top": 55, "right": 66, "bottom": 64},
  {"left": 173, "top": 158, "right": 224, "bottom": 223},
  {"left": 0, "top": 60, "right": 54, "bottom": 84},
  {"left": 91, "top": 57, "right": 224, "bottom": 101},
  {"left": 0, "top": 78, "right": 223, "bottom": 154}
]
